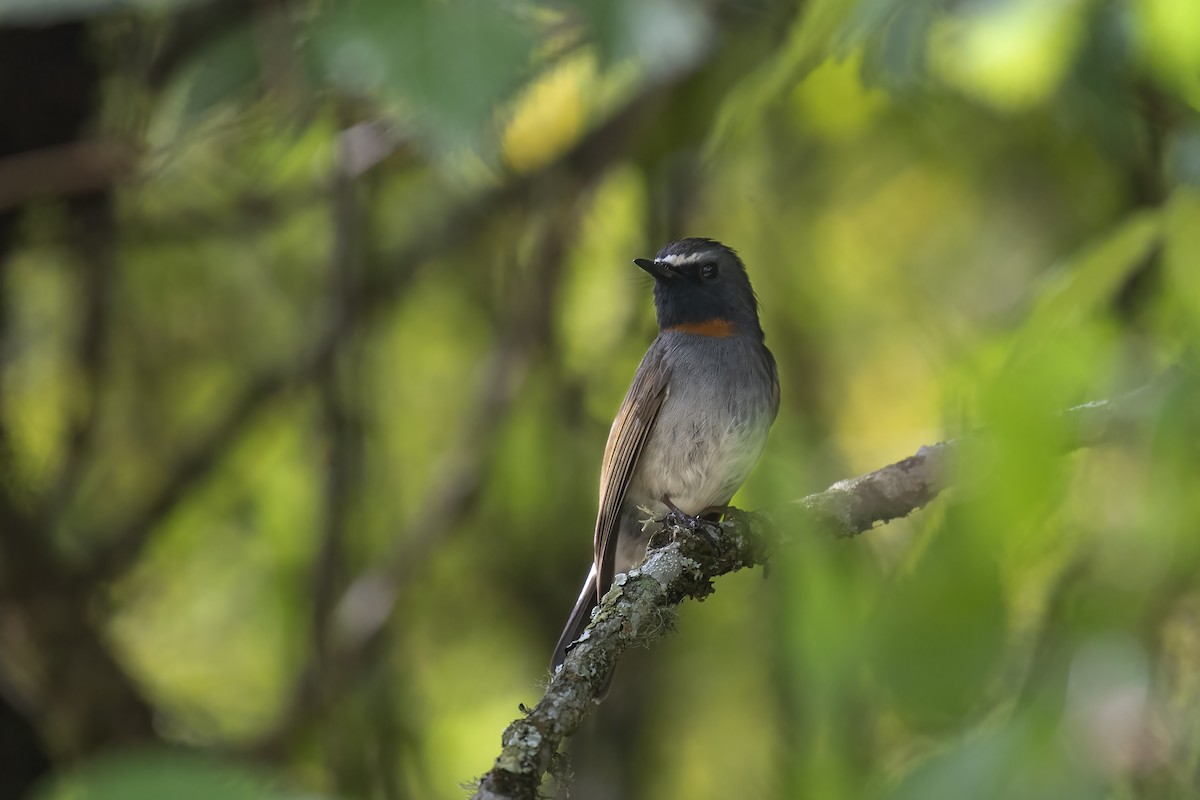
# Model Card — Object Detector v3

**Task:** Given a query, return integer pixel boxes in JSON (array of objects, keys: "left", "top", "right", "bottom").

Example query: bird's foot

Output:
[
  {"left": 663, "top": 506, "right": 702, "bottom": 532},
  {"left": 662, "top": 498, "right": 722, "bottom": 546}
]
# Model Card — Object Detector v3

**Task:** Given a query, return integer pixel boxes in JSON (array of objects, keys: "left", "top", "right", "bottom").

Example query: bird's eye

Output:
[{"left": 700, "top": 263, "right": 718, "bottom": 281}]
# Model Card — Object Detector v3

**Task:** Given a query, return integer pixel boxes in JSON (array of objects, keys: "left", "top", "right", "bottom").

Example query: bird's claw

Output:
[
  {"left": 662, "top": 507, "right": 723, "bottom": 547},
  {"left": 663, "top": 507, "right": 701, "bottom": 532}
]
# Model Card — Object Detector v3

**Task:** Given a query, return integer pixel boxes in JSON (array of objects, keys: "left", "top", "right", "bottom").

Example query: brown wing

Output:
[{"left": 593, "top": 344, "right": 671, "bottom": 601}]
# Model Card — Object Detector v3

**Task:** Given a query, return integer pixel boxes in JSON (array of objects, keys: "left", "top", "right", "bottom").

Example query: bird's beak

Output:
[{"left": 634, "top": 258, "right": 672, "bottom": 279}]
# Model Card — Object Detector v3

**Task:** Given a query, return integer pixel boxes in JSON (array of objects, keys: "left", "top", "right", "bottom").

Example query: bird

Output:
[{"left": 551, "top": 237, "right": 779, "bottom": 691}]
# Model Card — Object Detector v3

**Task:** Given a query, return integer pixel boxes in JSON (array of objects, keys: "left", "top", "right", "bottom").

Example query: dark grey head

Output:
[{"left": 634, "top": 238, "right": 763, "bottom": 339}]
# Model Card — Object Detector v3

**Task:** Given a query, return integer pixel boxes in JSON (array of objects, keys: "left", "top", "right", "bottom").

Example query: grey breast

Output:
[{"left": 627, "top": 331, "right": 776, "bottom": 523}]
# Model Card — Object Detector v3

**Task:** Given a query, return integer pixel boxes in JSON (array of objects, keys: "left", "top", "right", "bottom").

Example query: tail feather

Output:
[{"left": 551, "top": 564, "right": 598, "bottom": 672}]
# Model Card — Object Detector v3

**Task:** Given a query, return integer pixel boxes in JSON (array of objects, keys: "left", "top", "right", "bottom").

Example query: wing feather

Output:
[{"left": 593, "top": 345, "right": 671, "bottom": 600}]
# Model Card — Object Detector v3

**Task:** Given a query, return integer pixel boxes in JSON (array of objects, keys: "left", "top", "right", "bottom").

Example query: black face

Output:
[{"left": 634, "top": 238, "right": 763, "bottom": 337}]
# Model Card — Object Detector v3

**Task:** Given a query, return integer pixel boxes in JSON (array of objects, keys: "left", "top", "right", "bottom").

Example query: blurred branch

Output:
[
  {"left": 38, "top": 192, "right": 118, "bottom": 527},
  {"left": 0, "top": 12, "right": 735, "bottom": 761},
  {"left": 0, "top": 260, "right": 36, "bottom": 577},
  {"left": 124, "top": 126, "right": 415, "bottom": 247},
  {"left": 73, "top": 336, "right": 338, "bottom": 583},
  {"left": 309, "top": 113, "right": 365, "bottom": 691},
  {"left": 252, "top": 336, "right": 530, "bottom": 760},
  {"left": 75, "top": 67, "right": 673, "bottom": 585},
  {"left": 252, "top": 196, "right": 580, "bottom": 760},
  {"left": 471, "top": 375, "right": 1180, "bottom": 799},
  {"left": 0, "top": 141, "right": 137, "bottom": 212},
  {"left": 126, "top": 189, "right": 323, "bottom": 245},
  {"left": 0, "top": 22, "right": 159, "bottom": 759}
]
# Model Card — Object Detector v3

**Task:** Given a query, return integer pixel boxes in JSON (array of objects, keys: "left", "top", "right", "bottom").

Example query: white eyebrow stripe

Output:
[{"left": 657, "top": 252, "right": 709, "bottom": 266}]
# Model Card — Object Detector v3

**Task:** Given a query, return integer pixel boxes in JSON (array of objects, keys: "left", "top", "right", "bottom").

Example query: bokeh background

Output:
[{"left": 1, "top": 0, "right": 1199, "bottom": 798}]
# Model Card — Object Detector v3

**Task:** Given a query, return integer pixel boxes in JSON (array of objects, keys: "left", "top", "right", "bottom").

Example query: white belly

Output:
[{"left": 631, "top": 396, "right": 773, "bottom": 517}]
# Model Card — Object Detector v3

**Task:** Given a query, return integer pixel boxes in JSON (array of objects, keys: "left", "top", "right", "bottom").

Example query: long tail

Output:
[
  {"left": 551, "top": 564, "right": 598, "bottom": 672},
  {"left": 551, "top": 563, "right": 621, "bottom": 700}
]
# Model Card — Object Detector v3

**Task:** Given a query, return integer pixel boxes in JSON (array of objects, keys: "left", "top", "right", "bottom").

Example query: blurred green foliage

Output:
[
  {"left": 33, "top": 750, "right": 284, "bottom": 800},
  {"left": 1, "top": 0, "right": 1200, "bottom": 798}
]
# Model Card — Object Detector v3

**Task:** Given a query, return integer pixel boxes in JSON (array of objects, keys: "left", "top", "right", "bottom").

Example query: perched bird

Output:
[{"left": 551, "top": 238, "right": 779, "bottom": 687}]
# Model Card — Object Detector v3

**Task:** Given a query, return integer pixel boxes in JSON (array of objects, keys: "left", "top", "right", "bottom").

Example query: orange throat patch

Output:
[{"left": 666, "top": 318, "right": 737, "bottom": 337}]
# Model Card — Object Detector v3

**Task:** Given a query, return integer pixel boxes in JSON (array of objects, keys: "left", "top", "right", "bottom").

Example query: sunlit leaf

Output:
[
  {"left": 1161, "top": 190, "right": 1200, "bottom": 330},
  {"left": 501, "top": 53, "right": 594, "bottom": 173},
  {"left": 1136, "top": 0, "right": 1200, "bottom": 104},
  {"left": 929, "top": 0, "right": 1089, "bottom": 111},
  {"left": 706, "top": 0, "right": 852, "bottom": 149}
]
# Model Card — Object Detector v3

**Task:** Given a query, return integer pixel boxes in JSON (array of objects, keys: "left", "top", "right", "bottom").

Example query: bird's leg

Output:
[
  {"left": 661, "top": 497, "right": 722, "bottom": 545},
  {"left": 660, "top": 496, "right": 700, "bottom": 530}
]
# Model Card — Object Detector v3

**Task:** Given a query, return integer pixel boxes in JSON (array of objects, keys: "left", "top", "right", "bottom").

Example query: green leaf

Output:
[
  {"left": 707, "top": 0, "right": 855, "bottom": 150},
  {"left": 1016, "top": 211, "right": 1161, "bottom": 352},
  {"left": 179, "top": 24, "right": 264, "bottom": 119},
  {"left": 314, "top": 0, "right": 533, "bottom": 151},
  {"left": 576, "top": 0, "right": 712, "bottom": 78}
]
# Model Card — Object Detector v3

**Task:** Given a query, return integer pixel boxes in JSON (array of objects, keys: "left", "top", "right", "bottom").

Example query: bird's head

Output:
[{"left": 634, "top": 238, "right": 763, "bottom": 339}]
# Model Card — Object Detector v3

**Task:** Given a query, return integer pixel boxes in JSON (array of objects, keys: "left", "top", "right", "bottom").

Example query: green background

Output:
[{"left": 1, "top": 0, "right": 1199, "bottom": 798}]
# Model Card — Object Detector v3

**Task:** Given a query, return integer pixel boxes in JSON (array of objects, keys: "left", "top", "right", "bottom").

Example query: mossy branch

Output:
[{"left": 470, "top": 374, "right": 1180, "bottom": 800}]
